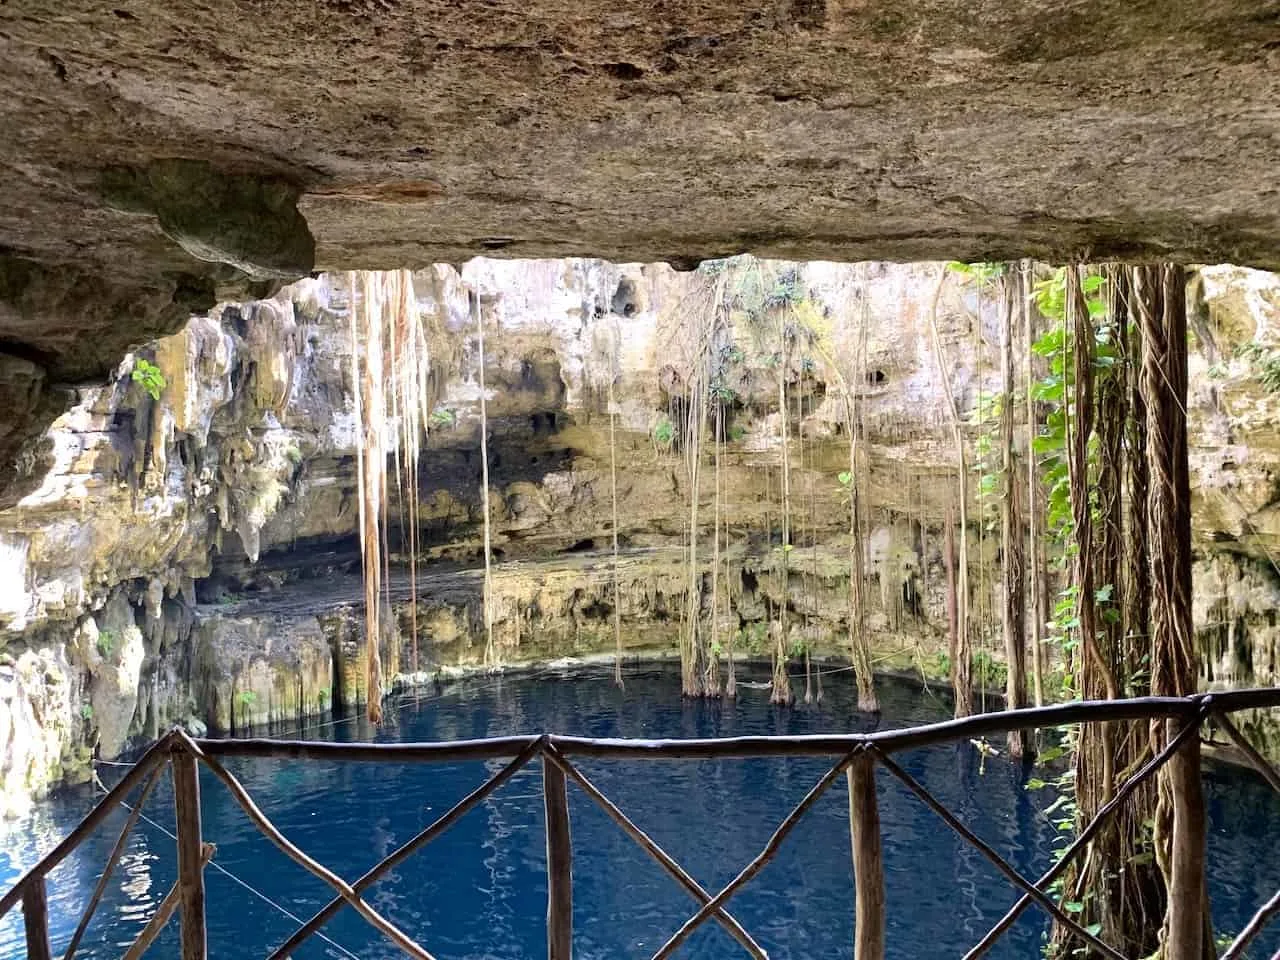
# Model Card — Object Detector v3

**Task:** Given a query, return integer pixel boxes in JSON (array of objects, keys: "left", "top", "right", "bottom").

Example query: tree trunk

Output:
[
  {"left": 1138, "top": 264, "right": 1210, "bottom": 960},
  {"left": 1058, "top": 266, "right": 1162, "bottom": 958}
]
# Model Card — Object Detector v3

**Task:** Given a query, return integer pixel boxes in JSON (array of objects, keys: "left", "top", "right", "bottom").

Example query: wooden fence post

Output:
[
  {"left": 22, "top": 879, "right": 51, "bottom": 960},
  {"left": 1164, "top": 719, "right": 1209, "bottom": 960},
  {"left": 173, "top": 747, "right": 208, "bottom": 960},
  {"left": 848, "top": 753, "right": 885, "bottom": 960},
  {"left": 543, "top": 753, "right": 573, "bottom": 960}
]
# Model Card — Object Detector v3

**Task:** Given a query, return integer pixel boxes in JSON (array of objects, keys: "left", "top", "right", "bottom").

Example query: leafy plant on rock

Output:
[
  {"left": 652, "top": 415, "right": 675, "bottom": 450},
  {"left": 131, "top": 358, "right": 166, "bottom": 401}
]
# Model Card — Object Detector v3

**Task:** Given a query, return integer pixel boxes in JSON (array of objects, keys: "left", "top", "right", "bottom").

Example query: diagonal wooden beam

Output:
[
  {"left": 870, "top": 746, "right": 1125, "bottom": 960},
  {"left": 1215, "top": 712, "right": 1280, "bottom": 797},
  {"left": 962, "top": 707, "right": 1206, "bottom": 959},
  {"left": 648, "top": 746, "right": 864, "bottom": 960},
  {"left": 1221, "top": 886, "right": 1280, "bottom": 960},
  {"left": 62, "top": 766, "right": 163, "bottom": 960},
  {"left": 171, "top": 731, "right": 437, "bottom": 960},
  {"left": 541, "top": 743, "right": 768, "bottom": 960},
  {"left": 267, "top": 736, "right": 545, "bottom": 960}
]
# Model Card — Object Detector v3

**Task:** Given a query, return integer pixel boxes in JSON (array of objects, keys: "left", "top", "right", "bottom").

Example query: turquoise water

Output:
[{"left": 2, "top": 664, "right": 1278, "bottom": 959}]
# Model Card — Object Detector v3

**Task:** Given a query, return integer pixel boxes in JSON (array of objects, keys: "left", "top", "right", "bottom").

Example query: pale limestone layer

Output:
[{"left": 0, "top": 259, "right": 1277, "bottom": 811}]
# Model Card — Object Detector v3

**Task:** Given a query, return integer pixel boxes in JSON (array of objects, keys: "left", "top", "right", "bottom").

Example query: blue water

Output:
[{"left": 2, "top": 664, "right": 1278, "bottom": 959}]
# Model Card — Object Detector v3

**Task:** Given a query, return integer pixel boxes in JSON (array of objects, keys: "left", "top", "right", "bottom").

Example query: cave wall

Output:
[{"left": 1, "top": 258, "right": 1278, "bottom": 812}]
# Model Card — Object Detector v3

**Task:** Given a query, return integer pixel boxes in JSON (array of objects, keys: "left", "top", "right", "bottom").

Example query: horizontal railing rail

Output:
[{"left": 3, "top": 688, "right": 1279, "bottom": 960}]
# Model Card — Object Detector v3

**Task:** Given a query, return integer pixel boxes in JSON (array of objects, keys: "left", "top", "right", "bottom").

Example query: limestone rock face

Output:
[
  {"left": 192, "top": 614, "right": 332, "bottom": 732},
  {"left": 0, "top": 641, "right": 83, "bottom": 818},
  {"left": 2, "top": 0, "right": 1278, "bottom": 499},
  {"left": 0, "top": 257, "right": 1279, "bottom": 810},
  {"left": 1189, "top": 266, "right": 1280, "bottom": 553},
  {"left": 84, "top": 593, "right": 147, "bottom": 761},
  {"left": 2, "top": 2, "right": 1279, "bottom": 289}
]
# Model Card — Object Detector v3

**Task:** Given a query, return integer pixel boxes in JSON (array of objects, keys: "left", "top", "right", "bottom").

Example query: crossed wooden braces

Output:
[{"left": 5, "top": 689, "right": 1280, "bottom": 960}]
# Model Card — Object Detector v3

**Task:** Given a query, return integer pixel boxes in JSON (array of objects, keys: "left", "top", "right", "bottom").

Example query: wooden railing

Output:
[{"left": 6, "top": 688, "right": 1280, "bottom": 960}]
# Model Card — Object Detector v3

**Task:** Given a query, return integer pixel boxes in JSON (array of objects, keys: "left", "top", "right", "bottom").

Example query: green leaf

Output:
[
  {"left": 1032, "top": 328, "right": 1067, "bottom": 357},
  {"left": 1039, "top": 745, "right": 1067, "bottom": 763},
  {"left": 1064, "top": 901, "right": 1085, "bottom": 914},
  {"left": 837, "top": 471, "right": 852, "bottom": 486},
  {"left": 1084, "top": 923, "right": 1103, "bottom": 937},
  {"left": 131, "top": 358, "right": 167, "bottom": 402},
  {"left": 1025, "top": 778, "right": 1048, "bottom": 791},
  {"left": 1094, "top": 583, "right": 1114, "bottom": 603}
]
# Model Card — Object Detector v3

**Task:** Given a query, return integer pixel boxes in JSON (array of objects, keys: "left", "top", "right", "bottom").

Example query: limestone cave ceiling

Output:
[{"left": 0, "top": 0, "right": 1278, "bottom": 381}]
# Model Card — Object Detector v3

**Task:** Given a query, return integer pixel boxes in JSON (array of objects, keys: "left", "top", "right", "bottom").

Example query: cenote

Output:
[{"left": 2, "top": 664, "right": 1278, "bottom": 960}]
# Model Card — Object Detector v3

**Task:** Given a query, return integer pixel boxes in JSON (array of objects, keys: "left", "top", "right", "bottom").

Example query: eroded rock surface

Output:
[
  {"left": 0, "top": 258, "right": 1279, "bottom": 810},
  {"left": 3, "top": 0, "right": 1279, "bottom": 496},
  {"left": 3, "top": 0, "right": 1280, "bottom": 275}
]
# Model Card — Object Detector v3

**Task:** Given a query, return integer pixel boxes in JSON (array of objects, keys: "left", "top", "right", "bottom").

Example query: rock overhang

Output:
[{"left": 0, "top": 0, "right": 1276, "bottom": 394}]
